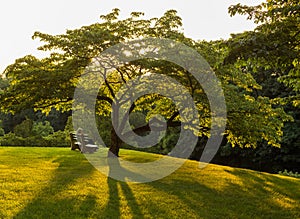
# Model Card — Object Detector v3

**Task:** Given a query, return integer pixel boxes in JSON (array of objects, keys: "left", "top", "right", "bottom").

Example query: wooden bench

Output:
[{"left": 70, "top": 132, "right": 98, "bottom": 153}]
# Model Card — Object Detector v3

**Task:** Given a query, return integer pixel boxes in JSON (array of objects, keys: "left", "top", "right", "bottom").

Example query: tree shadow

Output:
[
  {"left": 13, "top": 150, "right": 299, "bottom": 218},
  {"left": 144, "top": 168, "right": 300, "bottom": 218},
  {"left": 100, "top": 156, "right": 300, "bottom": 218},
  {"left": 101, "top": 157, "right": 145, "bottom": 219},
  {"left": 14, "top": 154, "right": 98, "bottom": 218}
]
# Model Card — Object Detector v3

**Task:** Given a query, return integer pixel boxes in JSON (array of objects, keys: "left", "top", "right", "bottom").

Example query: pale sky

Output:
[{"left": 0, "top": 0, "right": 262, "bottom": 74}]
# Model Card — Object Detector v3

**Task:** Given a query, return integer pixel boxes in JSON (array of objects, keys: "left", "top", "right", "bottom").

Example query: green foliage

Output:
[
  {"left": 45, "top": 109, "right": 71, "bottom": 131},
  {"left": 219, "top": 0, "right": 299, "bottom": 172},
  {"left": 0, "top": 120, "right": 4, "bottom": 136},
  {"left": 129, "top": 111, "right": 147, "bottom": 129},
  {"left": 0, "top": 132, "right": 22, "bottom": 146},
  {"left": 0, "top": 8, "right": 292, "bottom": 153},
  {"left": 96, "top": 116, "right": 112, "bottom": 147},
  {"left": 14, "top": 118, "right": 33, "bottom": 138},
  {"left": 0, "top": 131, "right": 69, "bottom": 147},
  {"left": 278, "top": 169, "right": 300, "bottom": 179},
  {"left": 32, "top": 121, "right": 54, "bottom": 137},
  {"left": 0, "top": 77, "right": 9, "bottom": 94},
  {"left": 227, "top": 0, "right": 300, "bottom": 106},
  {"left": 0, "top": 132, "right": 45, "bottom": 146},
  {"left": 43, "top": 130, "right": 69, "bottom": 147},
  {"left": 217, "top": 113, "right": 300, "bottom": 173},
  {"left": 63, "top": 116, "right": 74, "bottom": 133},
  {"left": 0, "top": 109, "right": 36, "bottom": 133},
  {"left": 0, "top": 108, "right": 70, "bottom": 136},
  {"left": 0, "top": 117, "right": 69, "bottom": 147},
  {"left": 160, "top": 127, "right": 180, "bottom": 154},
  {"left": 13, "top": 118, "right": 54, "bottom": 137}
]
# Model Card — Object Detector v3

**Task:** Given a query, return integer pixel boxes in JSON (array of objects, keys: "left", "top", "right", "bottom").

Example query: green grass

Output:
[{"left": 0, "top": 147, "right": 299, "bottom": 219}]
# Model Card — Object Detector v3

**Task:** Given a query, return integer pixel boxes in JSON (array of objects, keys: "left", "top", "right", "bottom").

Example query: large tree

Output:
[{"left": 0, "top": 9, "right": 290, "bottom": 157}]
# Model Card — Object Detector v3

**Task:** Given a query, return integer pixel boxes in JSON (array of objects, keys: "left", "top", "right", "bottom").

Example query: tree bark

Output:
[{"left": 109, "top": 127, "right": 121, "bottom": 157}]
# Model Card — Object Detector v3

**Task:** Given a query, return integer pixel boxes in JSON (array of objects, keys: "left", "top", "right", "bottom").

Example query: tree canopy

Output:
[
  {"left": 220, "top": 0, "right": 300, "bottom": 172},
  {"left": 226, "top": 0, "right": 300, "bottom": 106},
  {"left": 0, "top": 8, "right": 291, "bottom": 156}
]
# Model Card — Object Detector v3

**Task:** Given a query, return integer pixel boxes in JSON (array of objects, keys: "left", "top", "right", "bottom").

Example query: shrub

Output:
[
  {"left": 0, "top": 131, "right": 69, "bottom": 147},
  {"left": 43, "top": 131, "right": 69, "bottom": 147},
  {"left": 0, "top": 132, "right": 25, "bottom": 146},
  {"left": 278, "top": 169, "right": 300, "bottom": 178}
]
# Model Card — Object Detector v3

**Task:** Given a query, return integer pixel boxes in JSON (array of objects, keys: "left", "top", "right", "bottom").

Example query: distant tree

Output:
[
  {"left": 14, "top": 118, "right": 33, "bottom": 138},
  {"left": 0, "top": 120, "right": 4, "bottom": 136}
]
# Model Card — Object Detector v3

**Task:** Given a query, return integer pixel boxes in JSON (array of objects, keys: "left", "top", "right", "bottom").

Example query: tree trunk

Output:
[{"left": 109, "top": 127, "right": 120, "bottom": 157}]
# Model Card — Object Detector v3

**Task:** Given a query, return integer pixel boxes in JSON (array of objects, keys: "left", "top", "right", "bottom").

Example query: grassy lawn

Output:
[{"left": 0, "top": 147, "right": 299, "bottom": 219}]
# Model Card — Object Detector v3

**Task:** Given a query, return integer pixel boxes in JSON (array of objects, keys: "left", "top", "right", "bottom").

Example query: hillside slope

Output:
[{"left": 0, "top": 147, "right": 299, "bottom": 219}]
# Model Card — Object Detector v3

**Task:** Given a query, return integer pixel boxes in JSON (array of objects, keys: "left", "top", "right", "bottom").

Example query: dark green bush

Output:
[
  {"left": 43, "top": 131, "right": 69, "bottom": 147},
  {"left": 0, "top": 132, "right": 25, "bottom": 146},
  {"left": 0, "top": 131, "right": 69, "bottom": 147},
  {"left": 32, "top": 121, "right": 54, "bottom": 137}
]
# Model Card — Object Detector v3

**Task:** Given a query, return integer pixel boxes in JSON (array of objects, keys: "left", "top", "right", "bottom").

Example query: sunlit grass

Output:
[{"left": 0, "top": 147, "right": 299, "bottom": 218}]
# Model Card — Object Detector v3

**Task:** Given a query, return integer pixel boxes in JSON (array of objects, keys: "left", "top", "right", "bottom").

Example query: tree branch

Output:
[
  {"left": 104, "top": 69, "right": 116, "bottom": 99},
  {"left": 96, "top": 95, "right": 113, "bottom": 105}
]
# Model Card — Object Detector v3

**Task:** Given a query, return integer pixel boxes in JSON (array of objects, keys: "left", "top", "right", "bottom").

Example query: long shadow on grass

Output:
[
  {"left": 102, "top": 178, "right": 144, "bottom": 219},
  {"left": 225, "top": 169, "right": 300, "bottom": 217},
  {"left": 14, "top": 152, "right": 97, "bottom": 219},
  {"left": 101, "top": 158, "right": 145, "bottom": 219},
  {"left": 143, "top": 168, "right": 300, "bottom": 219}
]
